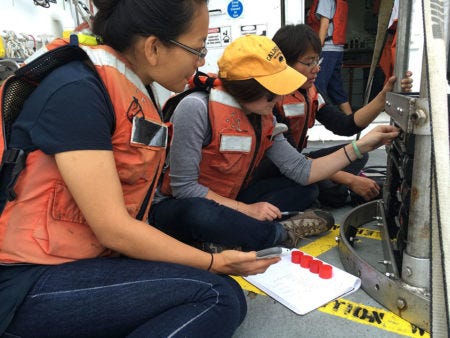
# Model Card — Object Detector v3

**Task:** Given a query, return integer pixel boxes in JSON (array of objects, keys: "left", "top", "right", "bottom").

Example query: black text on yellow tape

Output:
[{"left": 319, "top": 298, "right": 429, "bottom": 337}]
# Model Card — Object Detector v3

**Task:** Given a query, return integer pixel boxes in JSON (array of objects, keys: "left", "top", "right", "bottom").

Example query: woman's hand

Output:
[
  {"left": 356, "top": 125, "right": 400, "bottom": 154},
  {"left": 211, "top": 250, "right": 280, "bottom": 276},
  {"left": 381, "top": 71, "right": 413, "bottom": 94},
  {"left": 400, "top": 71, "right": 413, "bottom": 92},
  {"left": 239, "top": 201, "right": 281, "bottom": 221},
  {"left": 348, "top": 175, "right": 380, "bottom": 201}
]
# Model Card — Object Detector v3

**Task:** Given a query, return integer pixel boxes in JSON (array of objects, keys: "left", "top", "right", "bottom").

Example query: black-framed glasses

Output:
[
  {"left": 169, "top": 39, "right": 208, "bottom": 60},
  {"left": 297, "top": 57, "right": 323, "bottom": 68}
]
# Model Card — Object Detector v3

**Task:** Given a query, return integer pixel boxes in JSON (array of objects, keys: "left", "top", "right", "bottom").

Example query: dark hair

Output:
[
  {"left": 92, "top": 0, "right": 207, "bottom": 52},
  {"left": 220, "top": 78, "right": 271, "bottom": 103},
  {"left": 272, "top": 24, "right": 321, "bottom": 66}
]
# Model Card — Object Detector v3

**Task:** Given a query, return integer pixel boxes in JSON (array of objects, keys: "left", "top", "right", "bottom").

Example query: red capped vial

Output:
[
  {"left": 291, "top": 250, "right": 303, "bottom": 264},
  {"left": 309, "top": 259, "right": 323, "bottom": 274},
  {"left": 319, "top": 264, "right": 333, "bottom": 279},
  {"left": 300, "top": 255, "right": 313, "bottom": 268}
]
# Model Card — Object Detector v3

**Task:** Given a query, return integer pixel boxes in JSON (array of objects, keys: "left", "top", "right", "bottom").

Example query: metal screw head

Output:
[{"left": 397, "top": 298, "right": 407, "bottom": 310}]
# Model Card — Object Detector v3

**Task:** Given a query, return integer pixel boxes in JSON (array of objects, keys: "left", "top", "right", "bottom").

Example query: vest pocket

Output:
[
  {"left": 209, "top": 152, "right": 245, "bottom": 175},
  {"left": 32, "top": 182, "right": 107, "bottom": 259}
]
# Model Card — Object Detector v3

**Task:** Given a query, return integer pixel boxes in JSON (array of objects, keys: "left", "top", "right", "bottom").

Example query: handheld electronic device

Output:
[{"left": 256, "top": 247, "right": 291, "bottom": 259}]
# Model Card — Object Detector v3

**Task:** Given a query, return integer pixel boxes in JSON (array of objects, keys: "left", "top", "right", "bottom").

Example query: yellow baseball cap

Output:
[{"left": 217, "top": 35, "right": 306, "bottom": 95}]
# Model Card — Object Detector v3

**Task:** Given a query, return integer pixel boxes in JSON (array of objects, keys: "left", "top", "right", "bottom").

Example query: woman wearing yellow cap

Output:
[{"left": 150, "top": 34, "right": 399, "bottom": 253}]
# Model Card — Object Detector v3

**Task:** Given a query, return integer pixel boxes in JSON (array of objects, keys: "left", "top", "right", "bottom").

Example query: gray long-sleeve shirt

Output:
[{"left": 154, "top": 91, "right": 312, "bottom": 202}]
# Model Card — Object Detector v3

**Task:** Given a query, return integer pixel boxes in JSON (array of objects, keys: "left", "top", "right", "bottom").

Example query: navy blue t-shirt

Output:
[
  {"left": 0, "top": 60, "right": 114, "bottom": 334},
  {"left": 11, "top": 60, "right": 114, "bottom": 153}
]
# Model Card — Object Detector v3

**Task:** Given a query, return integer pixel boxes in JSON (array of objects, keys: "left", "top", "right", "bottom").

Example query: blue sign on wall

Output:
[{"left": 227, "top": 0, "right": 243, "bottom": 18}]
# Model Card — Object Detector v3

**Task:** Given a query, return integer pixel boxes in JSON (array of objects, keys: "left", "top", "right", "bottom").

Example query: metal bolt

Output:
[
  {"left": 378, "top": 260, "right": 391, "bottom": 265},
  {"left": 385, "top": 272, "right": 395, "bottom": 278},
  {"left": 397, "top": 298, "right": 407, "bottom": 310},
  {"left": 410, "top": 109, "right": 427, "bottom": 125},
  {"left": 405, "top": 267, "right": 413, "bottom": 277},
  {"left": 335, "top": 236, "right": 340, "bottom": 243}
]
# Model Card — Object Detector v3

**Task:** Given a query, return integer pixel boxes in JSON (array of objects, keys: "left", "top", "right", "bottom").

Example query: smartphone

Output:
[{"left": 256, "top": 247, "right": 291, "bottom": 259}]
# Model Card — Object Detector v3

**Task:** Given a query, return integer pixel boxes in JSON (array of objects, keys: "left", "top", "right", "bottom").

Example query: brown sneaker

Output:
[{"left": 280, "top": 209, "right": 334, "bottom": 248}]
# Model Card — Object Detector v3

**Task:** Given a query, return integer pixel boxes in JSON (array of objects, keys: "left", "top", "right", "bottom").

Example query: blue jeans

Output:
[
  {"left": 315, "top": 50, "right": 349, "bottom": 105},
  {"left": 149, "top": 177, "right": 318, "bottom": 250},
  {"left": 4, "top": 258, "right": 246, "bottom": 338}
]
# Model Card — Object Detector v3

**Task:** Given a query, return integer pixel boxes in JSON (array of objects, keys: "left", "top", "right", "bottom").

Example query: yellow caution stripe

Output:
[
  {"left": 231, "top": 276, "right": 266, "bottom": 295},
  {"left": 355, "top": 227, "right": 382, "bottom": 240},
  {"left": 319, "top": 298, "right": 429, "bottom": 337}
]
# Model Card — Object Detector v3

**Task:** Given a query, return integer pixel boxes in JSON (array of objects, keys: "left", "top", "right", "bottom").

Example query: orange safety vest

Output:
[
  {"left": 379, "top": 19, "right": 398, "bottom": 81},
  {"left": 307, "top": 0, "right": 348, "bottom": 45},
  {"left": 161, "top": 87, "right": 274, "bottom": 199},
  {"left": 275, "top": 85, "right": 325, "bottom": 151},
  {"left": 0, "top": 39, "right": 167, "bottom": 265}
]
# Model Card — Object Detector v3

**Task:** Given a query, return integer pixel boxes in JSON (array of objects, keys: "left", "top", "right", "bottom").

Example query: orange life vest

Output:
[
  {"left": 161, "top": 87, "right": 274, "bottom": 199},
  {"left": 379, "top": 19, "right": 398, "bottom": 81},
  {"left": 0, "top": 39, "right": 167, "bottom": 265},
  {"left": 307, "top": 0, "right": 348, "bottom": 45},
  {"left": 275, "top": 86, "right": 325, "bottom": 151}
]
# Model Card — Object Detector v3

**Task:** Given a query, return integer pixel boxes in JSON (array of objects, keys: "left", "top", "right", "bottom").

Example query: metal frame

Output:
[
  {"left": 338, "top": 200, "right": 430, "bottom": 331},
  {"left": 338, "top": 93, "right": 432, "bottom": 331}
]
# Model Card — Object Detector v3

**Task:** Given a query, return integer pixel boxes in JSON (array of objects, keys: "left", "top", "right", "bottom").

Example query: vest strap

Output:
[{"left": 1, "top": 148, "right": 27, "bottom": 202}]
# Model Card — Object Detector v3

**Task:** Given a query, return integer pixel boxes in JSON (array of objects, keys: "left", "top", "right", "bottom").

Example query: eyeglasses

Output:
[
  {"left": 297, "top": 57, "right": 323, "bottom": 68},
  {"left": 169, "top": 39, "right": 208, "bottom": 60},
  {"left": 126, "top": 96, "right": 144, "bottom": 122}
]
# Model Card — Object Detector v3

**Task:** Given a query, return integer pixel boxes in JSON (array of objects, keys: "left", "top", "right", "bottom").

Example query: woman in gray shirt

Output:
[{"left": 150, "top": 35, "right": 399, "bottom": 252}]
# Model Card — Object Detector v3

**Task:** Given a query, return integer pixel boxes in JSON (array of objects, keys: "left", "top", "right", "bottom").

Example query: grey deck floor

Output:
[{"left": 233, "top": 142, "right": 429, "bottom": 338}]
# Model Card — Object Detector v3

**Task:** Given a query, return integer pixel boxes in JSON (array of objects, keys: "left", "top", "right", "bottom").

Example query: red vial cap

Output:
[
  {"left": 291, "top": 250, "right": 303, "bottom": 264},
  {"left": 300, "top": 255, "right": 313, "bottom": 268},
  {"left": 319, "top": 264, "right": 333, "bottom": 279},
  {"left": 309, "top": 259, "right": 323, "bottom": 274}
]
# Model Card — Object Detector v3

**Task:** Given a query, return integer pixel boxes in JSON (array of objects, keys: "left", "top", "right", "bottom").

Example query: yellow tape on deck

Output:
[{"left": 319, "top": 299, "right": 429, "bottom": 337}]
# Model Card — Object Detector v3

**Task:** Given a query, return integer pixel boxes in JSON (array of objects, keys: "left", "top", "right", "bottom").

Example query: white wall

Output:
[{"left": 201, "top": 0, "right": 304, "bottom": 74}]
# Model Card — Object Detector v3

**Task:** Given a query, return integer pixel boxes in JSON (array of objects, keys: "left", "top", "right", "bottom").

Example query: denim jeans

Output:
[
  {"left": 149, "top": 177, "right": 318, "bottom": 251},
  {"left": 305, "top": 144, "right": 368, "bottom": 206},
  {"left": 315, "top": 50, "right": 349, "bottom": 105},
  {"left": 4, "top": 257, "right": 246, "bottom": 338}
]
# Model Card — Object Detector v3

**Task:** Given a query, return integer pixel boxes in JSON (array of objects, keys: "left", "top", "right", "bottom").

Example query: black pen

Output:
[{"left": 280, "top": 211, "right": 303, "bottom": 217}]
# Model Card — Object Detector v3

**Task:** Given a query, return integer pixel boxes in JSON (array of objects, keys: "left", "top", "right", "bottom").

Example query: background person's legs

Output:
[
  {"left": 315, "top": 51, "right": 352, "bottom": 115},
  {"left": 150, "top": 197, "right": 284, "bottom": 250},
  {"left": 305, "top": 144, "right": 368, "bottom": 207},
  {"left": 237, "top": 176, "right": 319, "bottom": 212}
]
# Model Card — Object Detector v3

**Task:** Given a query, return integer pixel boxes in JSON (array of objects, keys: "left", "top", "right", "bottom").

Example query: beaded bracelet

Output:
[{"left": 351, "top": 140, "right": 363, "bottom": 159}]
